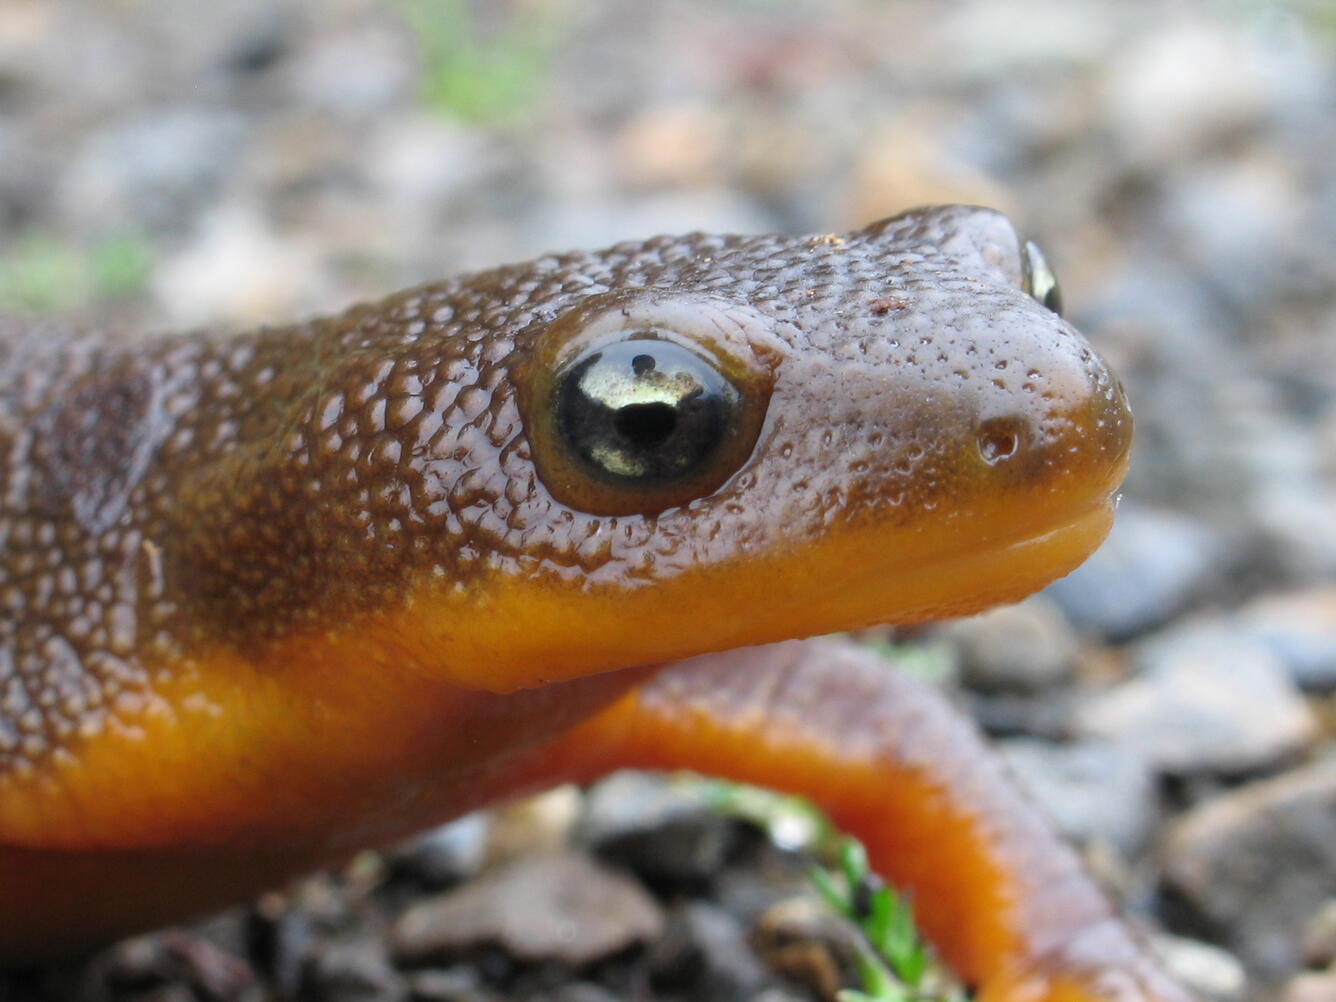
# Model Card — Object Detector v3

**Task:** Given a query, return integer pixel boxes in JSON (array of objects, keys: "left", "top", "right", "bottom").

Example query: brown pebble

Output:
[
  {"left": 752, "top": 897, "right": 860, "bottom": 1001},
  {"left": 1302, "top": 900, "right": 1336, "bottom": 969}
]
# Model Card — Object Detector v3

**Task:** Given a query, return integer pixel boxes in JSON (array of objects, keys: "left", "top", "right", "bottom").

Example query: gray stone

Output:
[
  {"left": 102, "top": 930, "right": 256, "bottom": 999},
  {"left": 649, "top": 902, "right": 767, "bottom": 1002},
  {"left": 1101, "top": 22, "right": 1271, "bottom": 168},
  {"left": 1238, "top": 589, "right": 1336, "bottom": 691},
  {"left": 58, "top": 108, "right": 246, "bottom": 234},
  {"left": 392, "top": 851, "right": 663, "bottom": 967},
  {"left": 1238, "top": 412, "right": 1336, "bottom": 584},
  {"left": 940, "top": 596, "right": 1080, "bottom": 694},
  {"left": 1044, "top": 505, "right": 1226, "bottom": 641},
  {"left": 1088, "top": 272, "right": 1260, "bottom": 519},
  {"left": 390, "top": 812, "right": 490, "bottom": 889},
  {"left": 710, "top": 844, "right": 817, "bottom": 924},
  {"left": 150, "top": 0, "right": 300, "bottom": 86},
  {"left": 577, "top": 771, "right": 739, "bottom": 886},
  {"left": 403, "top": 967, "right": 488, "bottom": 1002},
  {"left": 1157, "top": 157, "right": 1310, "bottom": 315},
  {"left": 151, "top": 200, "right": 330, "bottom": 327},
  {"left": 302, "top": 939, "right": 407, "bottom": 1002},
  {"left": 1163, "top": 760, "right": 1336, "bottom": 977},
  {"left": 245, "top": 895, "right": 309, "bottom": 997},
  {"left": 285, "top": 22, "right": 415, "bottom": 114},
  {"left": 1150, "top": 934, "right": 1247, "bottom": 1002},
  {"left": 999, "top": 738, "right": 1157, "bottom": 855},
  {"left": 367, "top": 116, "right": 501, "bottom": 227},
  {"left": 966, "top": 688, "right": 1082, "bottom": 740},
  {"left": 1253, "top": 481, "right": 1336, "bottom": 586},
  {"left": 538, "top": 985, "right": 624, "bottom": 1002},
  {"left": 1074, "top": 621, "right": 1316, "bottom": 775}
]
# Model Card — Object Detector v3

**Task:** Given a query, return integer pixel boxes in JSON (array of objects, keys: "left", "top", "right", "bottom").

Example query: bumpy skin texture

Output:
[{"left": 0, "top": 207, "right": 1190, "bottom": 1001}]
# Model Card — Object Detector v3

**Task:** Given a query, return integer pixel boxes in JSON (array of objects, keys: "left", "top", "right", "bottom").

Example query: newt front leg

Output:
[{"left": 544, "top": 639, "right": 1194, "bottom": 1002}]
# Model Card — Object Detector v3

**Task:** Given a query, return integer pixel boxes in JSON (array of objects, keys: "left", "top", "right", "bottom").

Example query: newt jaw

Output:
[{"left": 321, "top": 487, "right": 1123, "bottom": 695}]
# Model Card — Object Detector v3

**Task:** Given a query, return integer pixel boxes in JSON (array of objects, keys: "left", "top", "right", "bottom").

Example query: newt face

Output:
[
  {"left": 143, "top": 207, "right": 1133, "bottom": 696},
  {"left": 315, "top": 204, "right": 1132, "bottom": 691}
]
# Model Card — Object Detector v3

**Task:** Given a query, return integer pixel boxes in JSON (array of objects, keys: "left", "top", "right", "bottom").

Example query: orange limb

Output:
[{"left": 548, "top": 639, "right": 1195, "bottom": 1002}]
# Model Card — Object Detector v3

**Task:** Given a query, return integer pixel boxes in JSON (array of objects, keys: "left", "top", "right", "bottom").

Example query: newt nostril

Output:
[{"left": 977, "top": 417, "right": 1025, "bottom": 466}]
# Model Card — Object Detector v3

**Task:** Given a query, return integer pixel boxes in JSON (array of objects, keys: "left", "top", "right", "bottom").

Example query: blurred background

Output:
[{"left": 1, "top": 2, "right": 1334, "bottom": 1001}]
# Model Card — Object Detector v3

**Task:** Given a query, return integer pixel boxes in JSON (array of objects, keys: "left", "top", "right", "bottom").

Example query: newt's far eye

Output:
[
  {"left": 1021, "top": 239, "right": 1063, "bottom": 317},
  {"left": 557, "top": 340, "right": 737, "bottom": 485}
]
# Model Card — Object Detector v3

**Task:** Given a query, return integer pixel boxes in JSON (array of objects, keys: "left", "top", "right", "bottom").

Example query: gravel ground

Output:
[{"left": 0, "top": 2, "right": 1334, "bottom": 1001}]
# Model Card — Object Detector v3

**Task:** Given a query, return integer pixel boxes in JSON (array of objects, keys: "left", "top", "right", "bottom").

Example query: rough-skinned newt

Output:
[{"left": 0, "top": 206, "right": 1195, "bottom": 1001}]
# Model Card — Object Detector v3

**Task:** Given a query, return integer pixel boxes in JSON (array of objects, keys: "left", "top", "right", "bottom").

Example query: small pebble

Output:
[
  {"left": 648, "top": 902, "right": 768, "bottom": 1002},
  {"left": 403, "top": 967, "right": 485, "bottom": 1001},
  {"left": 540, "top": 984, "right": 625, "bottom": 1002},
  {"left": 1301, "top": 899, "right": 1336, "bottom": 970},
  {"left": 1045, "top": 505, "right": 1226, "bottom": 641},
  {"left": 752, "top": 897, "right": 861, "bottom": 1001},
  {"left": 1238, "top": 588, "right": 1336, "bottom": 692},
  {"left": 1074, "top": 620, "right": 1315, "bottom": 775},
  {"left": 1101, "top": 23, "right": 1268, "bottom": 167},
  {"left": 940, "top": 596, "right": 1080, "bottom": 694},
  {"left": 577, "top": 771, "right": 741, "bottom": 887},
  {"left": 103, "top": 930, "right": 256, "bottom": 999},
  {"left": 1151, "top": 934, "right": 1247, "bottom": 1002},
  {"left": 390, "top": 812, "right": 491, "bottom": 889},
  {"left": 302, "top": 938, "right": 408, "bottom": 1002},
  {"left": 485, "top": 787, "right": 583, "bottom": 865},
  {"left": 999, "top": 738, "right": 1157, "bottom": 855},
  {"left": 393, "top": 851, "right": 664, "bottom": 968},
  {"left": 1163, "top": 760, "right": 1336, "bottom": 976},
  {"left": 57, "top": 108, "right": 245, "bottom": 234}
]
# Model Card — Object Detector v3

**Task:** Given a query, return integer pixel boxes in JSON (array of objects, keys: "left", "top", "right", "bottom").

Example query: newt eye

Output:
[
  {"left": 518, "top": 298, "right": 776, "bottom": 517},
  {"left": 1021, "top": 239, "right": 1063, "bottom": 316},
  {"left": 556, "top": 340, "right": 737, "bottom": 486}
]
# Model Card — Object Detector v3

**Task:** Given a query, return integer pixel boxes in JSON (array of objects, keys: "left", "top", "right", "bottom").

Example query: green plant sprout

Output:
[
  {"left": 859, "top": 635, "right": 959, "bottom": 686},
  {"left": 0, "top": 230, "right": 153, "bottom": 313},
  {"left": 698, "top": 776, "right": 841, "bottom": 856},
  {"left": 811, "top": 839, "right": 966, "bottom": 1002},
  {"left": 391, "top": 0, "right": 572, "bottom": 124},
  {"left": 702, "top": 772, "right": 964, "bottom": 1002}
]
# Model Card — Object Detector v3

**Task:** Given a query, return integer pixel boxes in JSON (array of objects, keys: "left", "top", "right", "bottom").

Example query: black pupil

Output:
[
  {"left": 556, "top": 339, "right": 735, "bottom": 484},
  {"left": 614, "top": 402, "right": 677, "bottom": 445}
]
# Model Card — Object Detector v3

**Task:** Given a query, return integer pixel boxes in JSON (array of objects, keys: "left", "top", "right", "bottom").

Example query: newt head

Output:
[{"left": 262, "top": 204, "right": 1132, "bottom": 692}]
